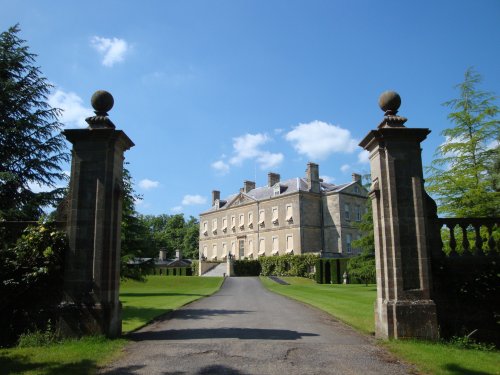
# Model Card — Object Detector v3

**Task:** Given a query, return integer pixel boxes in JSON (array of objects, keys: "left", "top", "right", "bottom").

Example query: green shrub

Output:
[
  {"left": 233, "top": 260, "right": 261, "bottom": 276},
  {"left": 191, "top": 260, "right": 199, "bottom": 275},
  {"left": 259, "top": 254, "right": 318, "bottom": 277},
  {"left": 347, "top": 254, "right": 376, "bottom": 285},
  {"left": 17, "top": 321, "right": 58, "bottom": 347},
  {"left": 315, "top": 259, "right": 349, "bottom": 284},
  {"left": 0, "top": 220, "right": 67, "bottom": 346},
  {"left": 447, "top": 336, "right": 496, "bottom": 351}
]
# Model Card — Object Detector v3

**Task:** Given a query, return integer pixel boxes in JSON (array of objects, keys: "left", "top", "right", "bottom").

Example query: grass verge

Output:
[
  {"left": 260, "top": 276, "right": 500, "bottom": 375},
  {"left": 0, "top": 336, "right": 126, "bottom": 375},
  {"left": 260, "top": 276, "right": 375, "bottom": 334},
  {"left": 121, "top": 275, "right": 224, "bottom": 333},
  {"left": 0, "top": 276, "right": 223, "bottom": 375}
]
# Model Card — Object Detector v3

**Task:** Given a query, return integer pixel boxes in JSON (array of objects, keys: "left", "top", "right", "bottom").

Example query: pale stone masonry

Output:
[
  {"left": 360, "top": 91, "right": 438, "bottom": 340},
  {"left": 199, "top": 163, "right": 368, "bottom": 260}
]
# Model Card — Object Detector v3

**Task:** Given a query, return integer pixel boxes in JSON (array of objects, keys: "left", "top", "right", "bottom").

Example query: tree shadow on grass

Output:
[
  {"left": 443, "top": 363, "right": 493, "bottom": 375},
  {"left": 0, "top": 353, "right": 98, "bottom": 375},
  {"left": 122, "top": 305, "right": 173, "bottom": 321}
]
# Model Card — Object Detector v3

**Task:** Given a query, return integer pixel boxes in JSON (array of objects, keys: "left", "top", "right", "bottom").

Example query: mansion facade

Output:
[{"left": 199, "top": 162, "right": 368, "bottom": 260}]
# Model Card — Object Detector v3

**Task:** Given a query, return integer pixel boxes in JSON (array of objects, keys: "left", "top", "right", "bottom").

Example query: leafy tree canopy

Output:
[
  {"left": 426, "top": 67, "right": 500, "bottom": 217},
  {"left": 0, "top": 25, "right": 68, "bottom": 220}
]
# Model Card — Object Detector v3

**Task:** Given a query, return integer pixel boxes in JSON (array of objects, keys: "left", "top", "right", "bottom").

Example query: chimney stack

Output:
[
  {"left": 268, "top": 172, "right": 280, "bottom": 187},
  {"left": 306, "top": 162, "right": 320, "bottom": 193},
  {"left": 175, "top": 249, "right": 182, "bottom": 261},
  {"left": 243, "top": 180, "right": 256, "bottom": 193},
  {"left": 352, "top": 173, "right": 362, "bottom": 183},
  {"left": 212, "top": 190, "right": 220, "bottom": 206},
  {"left": 159, "top": 249, "right": 167, "bottom": 261}
]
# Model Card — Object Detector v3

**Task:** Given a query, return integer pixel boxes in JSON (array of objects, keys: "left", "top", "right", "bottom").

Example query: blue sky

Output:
[{"left": 2, "top": 0, "right": 499, "bottom": 219}]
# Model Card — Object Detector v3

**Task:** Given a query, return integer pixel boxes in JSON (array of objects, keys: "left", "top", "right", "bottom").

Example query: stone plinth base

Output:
[
  {"left": 375, "top": 299, "right": 438, "bottom": 340},
  {"left": 57, "top": 301, "right": 122, "bottom": 338},
  {"left": 227, "top": 259, "right": 234, "bottom": 276}
]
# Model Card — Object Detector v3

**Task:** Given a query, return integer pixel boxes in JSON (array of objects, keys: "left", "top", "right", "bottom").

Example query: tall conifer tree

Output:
[
  {"left": 0, "top": 25, "right": 68, "bottom": 220},
  {"left": 426, "top": 68, "right": 500, "bottom": 217}
]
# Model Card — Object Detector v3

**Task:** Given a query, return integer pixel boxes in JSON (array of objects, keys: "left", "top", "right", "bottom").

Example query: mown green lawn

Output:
[
  {"left": 121, "top": 275, "right": 224, "bottom": 333},
  {"left": 260, "top": 276, "right": 376, "bottom": 334},
  {"left": 260, "top": 276, "right": 500, "bottom": 375},
  {"left": 0, "top": 276, "right": 223, "bottom": 375}
]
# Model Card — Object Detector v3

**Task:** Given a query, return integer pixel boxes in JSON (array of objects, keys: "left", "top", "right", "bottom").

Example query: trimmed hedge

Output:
[
  {"left": 156, "top": 267, "right": 193, "bottom": 276},
  {"left": 233, "top": 259, "right": 261, "bottom": 276},
  {"left": 315, "top": 258, "right": 349, "bottom": 284},
  {"left": 233, "top": 254, "right": 318, "bottom": 278}
]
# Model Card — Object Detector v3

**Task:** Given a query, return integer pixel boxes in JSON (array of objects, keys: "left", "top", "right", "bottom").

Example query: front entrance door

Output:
[{"left": 239, "top": 239, "right": 245, "bottom": 259}]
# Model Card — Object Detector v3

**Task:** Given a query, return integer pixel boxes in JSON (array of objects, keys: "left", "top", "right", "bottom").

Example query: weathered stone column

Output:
[
  {"left": 359, "top": 91, "right": 438, "bottom": 340},
  {"left": 59, "top": 90, "right": 134, "bottom": 338}
]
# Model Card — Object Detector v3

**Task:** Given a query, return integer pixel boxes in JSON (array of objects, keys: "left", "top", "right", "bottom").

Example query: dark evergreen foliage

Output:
[
  {"left": 0, "top": 221, "right": 67, "bottom": 346},
  {"left": 0, "top": 25, "right": 68, "bottom": 220}
]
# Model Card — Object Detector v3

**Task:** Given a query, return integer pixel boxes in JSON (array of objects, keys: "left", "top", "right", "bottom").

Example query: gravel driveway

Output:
[{"left": 100, "top": 277, "right": 414, "bottom": 375}]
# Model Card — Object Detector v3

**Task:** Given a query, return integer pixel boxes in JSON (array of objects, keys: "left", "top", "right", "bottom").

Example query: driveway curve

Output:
[{"left": 101, "top": 277, "right": 414, "bottom": 375}]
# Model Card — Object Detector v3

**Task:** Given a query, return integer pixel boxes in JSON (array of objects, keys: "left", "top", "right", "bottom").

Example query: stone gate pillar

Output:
[
  {"left": 59, "top": 90, "right": 134, "bottom": 338},
  {"left": 359, "top": 91, "right": 438, "bottom": 340}
]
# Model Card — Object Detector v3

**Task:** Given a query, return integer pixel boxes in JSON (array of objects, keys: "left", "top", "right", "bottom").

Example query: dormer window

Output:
[
  {"left": 273, "top": 185, "right": 280, "bottom": 196},
  {"left": 354, "top": 185, "right": 360, "bottom": 194}
]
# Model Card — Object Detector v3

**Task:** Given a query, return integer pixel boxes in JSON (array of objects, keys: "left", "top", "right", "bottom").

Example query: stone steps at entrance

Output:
[{"left": 201, "top": 262, "right": 227, "bottom": 277}]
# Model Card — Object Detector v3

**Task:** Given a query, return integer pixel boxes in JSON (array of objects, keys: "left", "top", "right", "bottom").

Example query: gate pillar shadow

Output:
[
  {"left": 359, "top": 91, "right": 438, "bottom": 340},
  {"left": 58, "top": 90, "right": 134, "bottom": 338}
]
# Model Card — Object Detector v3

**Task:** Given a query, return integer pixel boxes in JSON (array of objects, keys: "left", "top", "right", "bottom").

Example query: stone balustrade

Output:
[{"left": 434, "top": 218, "right": 499, "bottom": 257}]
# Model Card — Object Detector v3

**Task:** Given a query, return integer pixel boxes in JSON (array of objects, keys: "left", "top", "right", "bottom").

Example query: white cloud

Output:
[
  {"left": 230, "top": 133, "right": 269, "bottom": 165},
  {"left": 138, "top": 179, "right": 160, "bottom": 190},
  {"left": 182, "top": 194, "right": 207, "bottom": 206},
  {"left": 358, "top": 150, "right": 370, "bottom": 164},
  {"left": 48, "top": 89, "right": 91, "bottom": 128},
  {"left": 256, "top": 152, "right": 284, "bottom": 170},
  {"left": 171, "top": 206, "right": 183, "bottom": 213},
  {"left": 228, "top": 133, "right": 284, "bottom": 170},
  {"left": 320, "top": 175, "right": 335, "bottom": 183},
  {"left": 211, "top": 160, "right": 230, "bottom": 175},
  {"left": 340, "top": 164, "right": 351, "bottom": 173},
  {"left": 91, "top": 36, "right": 129, "bottom": 67},
  {"left": 285, "top": 120, "right": 358, "bottom": 160}
]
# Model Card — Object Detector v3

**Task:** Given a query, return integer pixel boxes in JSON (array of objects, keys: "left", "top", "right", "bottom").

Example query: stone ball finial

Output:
[
  {"left": 378, "top": 91, "right": 401, "bottom": 113},
  {"left": 91, "top": 90, "right": 114, "bottom": 115}
]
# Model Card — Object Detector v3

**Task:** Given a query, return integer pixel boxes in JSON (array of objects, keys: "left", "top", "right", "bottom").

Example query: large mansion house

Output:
[{"left": 199, "top": 162, "right": 368, "bottom": 260}]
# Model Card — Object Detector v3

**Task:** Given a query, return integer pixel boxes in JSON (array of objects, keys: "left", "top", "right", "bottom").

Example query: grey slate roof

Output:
[{"left": 204, "top": 178, "right": 361, "bottom": 213}]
